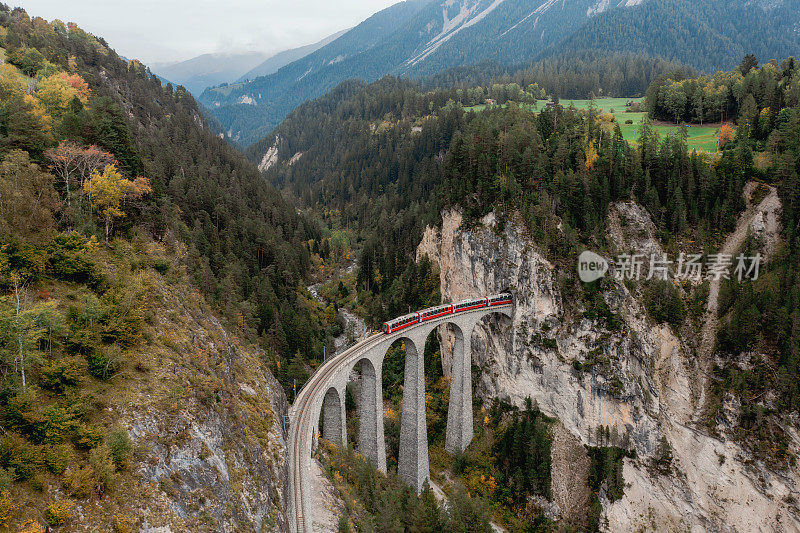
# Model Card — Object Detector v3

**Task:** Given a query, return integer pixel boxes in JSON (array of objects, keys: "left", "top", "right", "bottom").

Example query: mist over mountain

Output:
[
  {"left": 150, "top": 51, "right": 271, "bottom": 95},
  {"left": 236, "top": 29, "right": 350, "bottom": 83}
]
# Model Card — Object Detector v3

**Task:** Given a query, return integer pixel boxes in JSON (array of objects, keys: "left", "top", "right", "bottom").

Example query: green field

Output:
[
  {"left": 464, "top": 97, "right": 722, "bottom": 152},
  {"left": 529, "top": 97, "right": 637, "bottom": 113}
]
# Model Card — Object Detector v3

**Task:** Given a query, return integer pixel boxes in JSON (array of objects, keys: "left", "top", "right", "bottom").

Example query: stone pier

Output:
[
  {"left": 397, "top": 331, "right": 430, "bottom": 492},
  {"left": 313, "top": 305, "right": 511, "bottom": 495},
  {"left": 357, "top": 359, "right": 386, "bottom": 472}
]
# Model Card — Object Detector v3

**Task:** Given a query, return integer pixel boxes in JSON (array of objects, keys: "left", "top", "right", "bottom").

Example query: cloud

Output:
[{"left": 13, "top": 0, "right": 400, "bottom": 64}]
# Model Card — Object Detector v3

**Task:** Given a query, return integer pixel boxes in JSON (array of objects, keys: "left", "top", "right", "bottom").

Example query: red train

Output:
[{"left": 381, "top": 293, "right": 512, "bottom": 334}]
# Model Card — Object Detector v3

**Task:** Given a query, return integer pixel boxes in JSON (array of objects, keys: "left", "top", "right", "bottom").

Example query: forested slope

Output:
[
  {"left": 0, "top": 5, "right": 341, "bottom": 529},
  {"left": 553, "top": 0, "right": 800, "bottom": 73}
]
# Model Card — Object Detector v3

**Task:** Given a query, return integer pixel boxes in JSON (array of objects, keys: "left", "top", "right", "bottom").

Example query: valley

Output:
[{"left": 0, "top": 1, "right": 799, "bottom": 532}]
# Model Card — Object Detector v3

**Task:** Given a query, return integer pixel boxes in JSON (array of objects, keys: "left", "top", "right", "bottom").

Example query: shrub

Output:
[
  {"left": 47, "top": 233, "right": 101, "bottom": 286},
  {"left": 100, "top": 291, "right": 144, "bottom": 347},
  {"left": 86, "top": 347, "right": 120, "bottom": 379},
  {"left": 64, "top": 465, "right": 95, "bottom": 498},
  {"left": 73, "top": 423, "right": 103, "bottom": 449},
  {"left": 112, "top": 514, "right": 133, "bottom": 533},
  {"left": 107, "top": 428, "right": 133, "bottom": 470},
  {"left": 89, "top": 443, "right": 117, "bottom": 491},
  {"left": 65, "top": 325, "right": 101, "bottom": 355},
  {"left": 39, "top": 357, "right": 82, "bottom": 392},
  {"left": 0, "top": 469, "right": 12, "bottom": 491},
  {"left": 18, "top": 519, "right": 46, "bottom": 533},
  {"left": 4, "top": 388, "right": 39, "bottom": 435},
  {"left": 0, "top": 490, "right": 14, "bottom": 526},
  {"left": 151, "top": 259, "right": 170, "bottom": 275},
  {"left": 37, "top": 405, "right": 77, "bottom": 444},
  {"left": 0, "top": 434, "right": 43, "bottom": 480},
  {"left": 44, "top": 443, "right": 74, "bottom": 474},
  {"left": 45, "top": 499, "right": 74, "bottom": 526},
  {"left": 652, "top": 435, "right": 673, "bottom": 474},
  {"left": 5, "top": 393, "right": 76, "bottom": 443}
]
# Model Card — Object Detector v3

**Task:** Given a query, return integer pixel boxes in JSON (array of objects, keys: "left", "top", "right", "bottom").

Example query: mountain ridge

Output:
[
  {"left": 235, "top": 29, "right": 350, "bottom": 83},
  {"left": 150, "top": 51, "right": 270, "bottom": 95}
]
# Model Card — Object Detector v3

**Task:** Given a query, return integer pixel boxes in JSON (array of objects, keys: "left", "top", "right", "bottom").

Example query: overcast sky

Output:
[{"left": 13, "top": 0, "right": 400, "bottom": 65}]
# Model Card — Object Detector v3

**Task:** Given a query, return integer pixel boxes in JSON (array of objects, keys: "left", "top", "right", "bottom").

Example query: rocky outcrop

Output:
[
  {"left": 118, "top": 250, "right": 289, "bottom": 532},
  {"left": 259, "top": 136, "right": 280, "bottom": 172},
  {"left": 417, "top": 207, "right": 800, "bottom": 532}
]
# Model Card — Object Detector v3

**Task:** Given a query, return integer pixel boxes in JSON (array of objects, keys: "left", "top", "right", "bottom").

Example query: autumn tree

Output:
[
  {"left": 44, "top": 142, "right": 81, "bottom": 207},
  {"left": 36, "top": 72, "right": 91, "bottom": 118},
  {"left": 0, "top": 64, "right": 53, "bottom": 156},
  {"left": 717, "top": 123, "right": 735, "bottom": 149},
  {"left": 83, "top": 164, "right": 151, "bottom": 244},
  {"left": 44, "top": 142, "right": 114, "bottom": 208}
]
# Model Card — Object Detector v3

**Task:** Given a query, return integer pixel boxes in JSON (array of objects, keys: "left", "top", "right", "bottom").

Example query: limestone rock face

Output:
[
  {"left": 417, "top": 207, "right": 800, "bottom": 532},
  {"left": 122, "top": 276, "right": 290, "bottom": 532}
]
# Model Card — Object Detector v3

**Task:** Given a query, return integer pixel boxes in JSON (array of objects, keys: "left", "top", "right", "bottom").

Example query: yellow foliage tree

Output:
[
  {"left": 83, "top": 164, "right": 151, "bottom": 244},
  {"left": 36, "top": 72, "right": 90, "bottom": 117},
  {"left": 585, "top": 141, "right": 599, "bottom": 169},
  {"left": 0, "top": 63, "right": 27, "bottom": 94}
]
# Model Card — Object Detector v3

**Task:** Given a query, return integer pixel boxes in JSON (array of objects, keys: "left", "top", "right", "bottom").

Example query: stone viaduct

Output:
[{"left": 288, "top": 303, "right": 513, "bottom": 533}]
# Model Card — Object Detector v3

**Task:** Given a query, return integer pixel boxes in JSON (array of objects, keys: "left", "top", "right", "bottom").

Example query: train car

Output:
[
  {"left": 381, "top": 293, "right": 512, "bottom": 334},
  {"left": 420, "top": 304, "right": 453, "bottom": 322},
  {"left": 382, "top": 312, "right": 420, "bottom": 334},
  {"left": 488, "top": 293, "right": 512, "bottom": 306},
  {"left": 453, "top": 297, "right": 488, "bottom": 312}
]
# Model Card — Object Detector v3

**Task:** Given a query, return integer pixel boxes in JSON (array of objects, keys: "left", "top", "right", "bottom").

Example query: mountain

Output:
[
  {"left": 201, "top": 0, "right": 800, "bottom": 148},
  {"left": 151, "top": 30, "right": 352, "bottom": 98},
  {"left": 150, "top": 51, "right": 271, "bottom": 94},
  {"left": 236, "top": 29, "right": 349, "bottom": 82},
  {"left": 197, "top": 0, "right": 649, "bottom": 145},
  {"left": 198, "top": 0, "right": 434, "bottom": 144},
  {"left": 551, "top": 0, "right": 800, "bottom": 73}
]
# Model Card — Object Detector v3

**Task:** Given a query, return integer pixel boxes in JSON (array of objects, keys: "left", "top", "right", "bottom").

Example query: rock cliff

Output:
[
  {"left": 71, "top": 242, "right": 289, "bottom": 532},
  {"left": 417, "top": 207, "right": 800, "bottom": 531}
]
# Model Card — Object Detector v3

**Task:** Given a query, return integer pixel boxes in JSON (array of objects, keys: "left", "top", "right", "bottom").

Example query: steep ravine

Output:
[{"left": 417, "top": 207, "right": 800, "bottom": 531}]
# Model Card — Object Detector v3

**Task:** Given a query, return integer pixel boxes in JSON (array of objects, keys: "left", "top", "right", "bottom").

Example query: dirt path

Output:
[{"left": 693, "top": 184, "right": 780, "bottom": 421}]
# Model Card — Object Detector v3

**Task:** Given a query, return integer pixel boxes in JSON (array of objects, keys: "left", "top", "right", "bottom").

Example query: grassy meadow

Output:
[{"left": 465, "top": 97, "right": 724, "bottom": 152}]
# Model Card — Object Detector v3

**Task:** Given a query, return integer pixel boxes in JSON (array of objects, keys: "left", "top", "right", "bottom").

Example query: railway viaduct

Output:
[{"left": 288, "top": 302, "right": 513, "bottom": 533}]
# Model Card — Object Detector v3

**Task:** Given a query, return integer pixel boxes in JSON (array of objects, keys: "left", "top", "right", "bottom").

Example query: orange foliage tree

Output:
[{"left": 717, "top": 124, "right": 734, "bottom": 149}]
